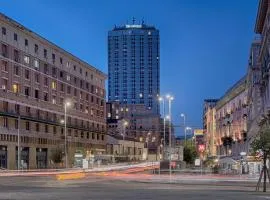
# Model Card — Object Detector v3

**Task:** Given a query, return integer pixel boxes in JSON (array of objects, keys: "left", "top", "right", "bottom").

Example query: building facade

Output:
[
  {"left": 215, "top": 77, "right": 248, "bottom": 158},
  {"left": 108, "top": 22, "right": 160, "bottom": 114},
  {"left": 0, "top": 13, "right": 106, "bottom": 169},
  {"left": 106, "top": 102, "right": 160, "bottom": 151},
  {"left": 203, "top": 99, "right": 218, "bottom": 157}
]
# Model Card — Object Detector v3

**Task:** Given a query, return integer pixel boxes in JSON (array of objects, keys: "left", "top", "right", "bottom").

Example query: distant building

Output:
[
  {"left": 106, "top": 102, "right": 160, "bottom": 151},
  {"left": 108, "top": 22, "right": 160, "bottom": 114}
]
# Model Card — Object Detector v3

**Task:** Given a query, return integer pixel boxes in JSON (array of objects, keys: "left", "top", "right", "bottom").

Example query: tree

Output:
[
  {"left": 251, "top": 116, "right": 270, "bottom": 192},
  {"left": 50, "top": 147, "right": 64, "bottom": 165},
  {"left": 183, "top": 143, "right": 197, "bottom": 165}
]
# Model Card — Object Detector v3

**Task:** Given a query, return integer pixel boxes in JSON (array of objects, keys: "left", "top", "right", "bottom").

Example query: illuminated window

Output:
[
  {"left": 12, "top": 83, "right": 19, "bottom": 93},
  {"left": 51, "top": 81, "right": 56, "bottom": 89},
  {"left": 24, "top": 56, "right": 29, "bottom": 64}
]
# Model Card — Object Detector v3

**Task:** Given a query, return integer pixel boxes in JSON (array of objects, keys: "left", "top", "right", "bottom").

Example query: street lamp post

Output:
[
  {"left": 17, "top": 115, "right": 20, "bottom": 171},
  {"left": 64, "top": 101, "right": 71, "bottom": 169},
  {"left": 166, "top": 95, "right": 174, "bottom": 180},
  {"left": 122, "top": 120, "right": 128, "bottom": 155},
  {"left": 180, "top": 113, "right": 186, "bottom": 145},
  {"left": 159, "top": 97, "right": 166, "bottom": 160}
]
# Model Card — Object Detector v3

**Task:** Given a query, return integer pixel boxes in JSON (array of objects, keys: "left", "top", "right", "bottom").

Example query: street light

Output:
[
  {"left": 122, "top": 120, "right": 128, "bottom": 155},
  {"left": 180, "top": 113, "right": 186, "bottom": 144},
  {"left": 166, "top": 94, "right": 174, "bottom": 180},
  {"left": 63, "top": 101, "right": 71, "bottom": 168},
  {"left": 158, "top": 96, "right": 166, "bottom": 159}
]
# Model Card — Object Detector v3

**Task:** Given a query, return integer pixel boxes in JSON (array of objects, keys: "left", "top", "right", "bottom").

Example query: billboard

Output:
[{"left": 194, "top": 129, "right": 204, "bottom": 136}]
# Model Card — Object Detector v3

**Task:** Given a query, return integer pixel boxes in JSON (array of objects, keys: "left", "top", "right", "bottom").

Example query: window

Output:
[
  {"left": 2, "top": 27, "right": 6, "bottom": 35},
  {"left": 3, "top": 117, "right": 8, "bottom": 128},
  {"left": 102, "top": 135, "right": 104, "bottom": 140},
  {"left": 15, "top": 119, "right": 18, "bottom": 129},
  {"left": 44, "top": 77, "right": 48, "bottom": 86},
  {"left": 3, "top": 101, "right": 8, "bottom": 112},
  {"left": 80, "top": 68, "right": 82, "bottom": 74},
  {"left": 33, "top": 59, "right": 39, "bottom": 68},
  {"left": 92, "top": 133, "right": 95, "bottom": 139},
  {"left": 15, "top": 104, "right": 20, "bottom": 114},
  {"left": 25, "top": 39, "right": 28, "bottom": 46},
  {"left": 60, "top": 57, "right": 63, "bottom": 64},
  {"left": 26, "top": 106, "right": 30, "bottom": 115},
  {"left": 60, "top": 83, "right": 64, "bottom": 92},
  {"left": 45, "top": 125, "right": 48, "bottom": 133},
  {"left": 14, "top": 33, "right": 18, "bottom": 41},
  {"left": 24, "top": 55, "right": 30, "bottom": 64},
  {"left": 97, "top": 134, "right": 100, "bottom": 140},
  {"left": 36, "top": 123, "right": 40, "bottom": 132},
  {"left": 51, "top": 81, "right": 56, "bottom": 89},
  {"left": 66, "top": 61, "right": 70, "bottom": 68},
  {"left": 35, "top": 73, "right": 39, "bottom": 83},
  {"left": 52, "top": 96, "right": 56, "bottom": 104},
  {"left": 67, "top": 86, "right": 71, "bottom": 94},
  {"left": 74, "top": 88, "right": 77, "bottom": 96},
  {"left": 34, "top": 44, "right": 38, "bottom": 54},
  {"left": 44, "top": 64, "right": 48, "bottom": 74},
  {"left": 67, "top": 75, "right": 70, "bottom": 81},
  {"left": 73, "top": 65, "right": 76, "bottom": 71},
  {"left": 43, "top": 92, "right": 48, "bottom": 101},
  {"left": 14, "top": 65, "right": 19, "bottom": 76},
  {"left": 24, "top": 87, "right": 30, "bottom": 96},
  {"left": 85, "top": 71, "right": 88, "bottom": 77},
  {"left": 1, "top": 44, "right": 7, "bottom": 57},
  {"left": 43, "top": 48, "right": 47, "bottom": 58},
  {"left": 34, "top": 89, "right": 39, "bottom": 99},
  {"left": 25, "top": 121, "right": 30, "bottom": 131},
  {"left": 12, "top": 83, "right": 19, "bottom": 93},
  {"left": 2, "top": 60, "right": 7, "bottom": 71},
  {"left": 52, "top": 53, "right": 55, "bottom": 63},
  {"left": 14, "top": 50, "right": 19, "bottom": 62},
  {"left": 2, "top": 79, "right": 7, "bottom": 90},
  {"left": 53, "top": 126, "right": 57, "bottom": 134},
  {"left": 25, "top": 69, "right": 30, "bottom": 79},
  {"left": 52, "top": 67, "right": 57, "bottom": 77},
  {"left": 81, "top": 131, "right": 84, "bottom": 138}
]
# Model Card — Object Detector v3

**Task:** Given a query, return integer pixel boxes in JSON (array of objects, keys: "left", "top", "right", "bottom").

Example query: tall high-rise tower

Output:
[{"left": 108, "top": 22, "right": 160, "bottom": 114}]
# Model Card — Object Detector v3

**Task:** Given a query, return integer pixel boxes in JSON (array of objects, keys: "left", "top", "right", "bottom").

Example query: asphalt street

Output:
[{"left": 0, "top": 175, "right": 270, "bottom": 200}]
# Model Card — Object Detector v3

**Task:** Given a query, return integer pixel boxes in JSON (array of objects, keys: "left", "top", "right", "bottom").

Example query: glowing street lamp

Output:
[
  {"left": 180, "top": 113, "right": 186, "bottom": 144},
  {"left": 64, "top": 101, "right": 71, "bottom": 168},
  {"left": 166, "top": 94, "right": 174, "bottom": 180}
]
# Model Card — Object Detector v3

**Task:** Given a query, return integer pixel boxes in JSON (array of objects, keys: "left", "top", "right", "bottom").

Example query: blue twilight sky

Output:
[{"left": 0, "top": 0, "right": 258, "bottom": 136}]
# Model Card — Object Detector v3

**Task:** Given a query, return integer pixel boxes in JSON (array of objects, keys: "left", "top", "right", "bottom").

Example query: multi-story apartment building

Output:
[
  {"left": 254, "top": 0, "right": 270, "bottom": 119},
  {"left": 246, "top": 38, "right": 262, "bottom": 145},
  {"left": 108, "top": 22, "right": 160, "bottom": 114},
  {"left": 203, "top": 99, "right": 218, "bottom": 157},
  {"left": 215, "top": 77, "right": 248, "bottom": 158},
  {"left": 0, "top": 13, "right": 106, "bottom": 169}
]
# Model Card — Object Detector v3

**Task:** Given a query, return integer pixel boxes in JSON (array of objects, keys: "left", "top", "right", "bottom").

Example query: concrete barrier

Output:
[{"left": 56, "top": 172, "right": 85, "bottom": 180}]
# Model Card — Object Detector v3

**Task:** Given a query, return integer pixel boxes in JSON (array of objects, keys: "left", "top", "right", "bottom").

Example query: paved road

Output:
[{"left": 0, "top": 176, "right": 269, "bottom": 200}]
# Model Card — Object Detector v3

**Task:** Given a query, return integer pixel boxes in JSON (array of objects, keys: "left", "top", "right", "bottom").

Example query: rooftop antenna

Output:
[{"left": 132, "top": 17, "right": 135, "bottom": 25}]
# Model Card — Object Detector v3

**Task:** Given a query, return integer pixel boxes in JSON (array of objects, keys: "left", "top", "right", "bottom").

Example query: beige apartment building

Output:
[
  {"left": 0, "top": 13, "right": 106, "bottom": 169},
  {"left": 215, "top": 77, "right": 248, "bottom": 158}
]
